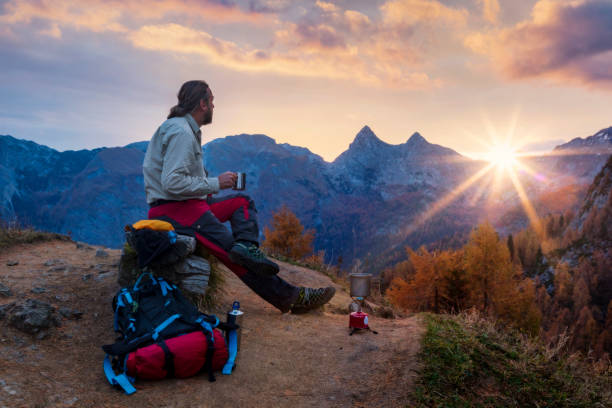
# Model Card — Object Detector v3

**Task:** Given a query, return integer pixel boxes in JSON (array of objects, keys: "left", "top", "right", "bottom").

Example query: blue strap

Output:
[
  {"left": 133, "top": 272, "right": 151, "bottom": 292},
  {"left": 116, "top": 293, "right": 126, "bottom": 309},
  {"left": 160, "top": 280, "right": 173, "bottom": 296},
  {"left": 168, "top": 230, "right": 177, "bottom": 244},
  {"left": 104, "top": 355, "right": 136, "bottom": 395},
  {"left": 152, "top": 314, "right": 181, "bottom": 341},
  {"left": 196, "top": 315, "right": 218, "bottom": 338},
  {"left": 222, "top": 330, "right": 238, "bottom": 375},
  {"left": 113, "top": 302, "right": 123, "bottom": 331},
  {"left": 200, "top": 321, "right": 213, "bottom": 338},
  {"left": 196, "top": 315, "right": 219, "bottom": 328},
  {"left": 114, "top": 291, "right": 132, "bottom": 331}
]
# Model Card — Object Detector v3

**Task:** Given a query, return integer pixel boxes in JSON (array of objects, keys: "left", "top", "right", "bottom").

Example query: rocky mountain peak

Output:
[
  {"left": 406, "top": 132, "right": 427, "bottom": 145},
  {"left": 555, "top": 126, "right": 612, "bottom": 151},
  {"left": 593, "top": 127, "right": 612, "bottom": 141},
  {"left": 349, "top": 125, "right": 386, "bottom": 149}
]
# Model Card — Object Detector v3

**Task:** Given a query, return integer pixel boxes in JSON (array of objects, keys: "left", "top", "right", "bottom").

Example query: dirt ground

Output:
[{"left": 0, "top": 240, "right": 423, "bottom": 408}]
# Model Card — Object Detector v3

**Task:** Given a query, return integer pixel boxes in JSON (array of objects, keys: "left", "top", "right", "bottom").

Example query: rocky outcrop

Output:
[
  {"left": 570, "top": 154, "right": 612, "bottom": 238},
  {"left": 9, "top": 299, "right": 60, "bottom": 337}
]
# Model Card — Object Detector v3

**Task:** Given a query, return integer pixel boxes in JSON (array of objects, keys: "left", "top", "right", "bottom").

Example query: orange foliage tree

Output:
[
  {"left": 464, "top": 222, "right": 515, "bottom": 313},
  {"left": 387, "top": 247, "right": 466, "bottom": 313},
  {"left": 381, "top": 258, "right": 413, "bottom": 293},
  {"left": 464, "top": 222, "right": 541, "bottom": 334},
  {"left": 262, "top": 205, "right": 314, "bottom": 260},
  {"left": 387, "top": 222, "right": 541, "bottom": 334}
]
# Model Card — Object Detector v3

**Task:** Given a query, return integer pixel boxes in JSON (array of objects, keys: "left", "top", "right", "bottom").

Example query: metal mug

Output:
[{"left": 234, "top": 172, "right": 246, "bottom": 190}]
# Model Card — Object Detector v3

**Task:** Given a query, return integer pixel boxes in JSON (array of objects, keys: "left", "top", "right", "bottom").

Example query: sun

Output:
[{"left": 485, "top": 145, "right": 518, "bottom": 169}]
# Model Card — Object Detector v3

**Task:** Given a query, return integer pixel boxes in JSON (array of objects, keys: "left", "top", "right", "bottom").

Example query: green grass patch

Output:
[
  {"left": 412, "top": 313, "right": 612, "bottom": 408},
  {"left": 0, "top": 224, "right": 70, "bottom": 253}
]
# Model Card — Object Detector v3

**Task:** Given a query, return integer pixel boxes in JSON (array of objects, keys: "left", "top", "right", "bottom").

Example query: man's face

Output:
[{"left": 202, "top": 91, "right": 214, "bottom": 125}]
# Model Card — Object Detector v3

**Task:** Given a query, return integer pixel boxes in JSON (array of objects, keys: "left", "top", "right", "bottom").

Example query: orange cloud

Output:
[
  {"left": 479, "top": 0, "right": 500, "bottom": 24},
  {"left": 1, "top": 0, "right": 453, "bottom": 89},
  {"left": 266, "top": 1, "right": 454, "bottom": 88},
  {"left": 380, "top": 0, "right": 468, "bottom": 28},
  {"left": 315, "top": 1, "right": 339, "bottom": 13},
  {"left": 130, "top": 23, "right": 439, "bottom": 89},
  {"left": 465, "top": 0, "right": 612, "bottom": 88},
  {"left": 0, "top": 0, "right": 126, "bottom": 32},
  {"left": 0, "top": 0, "right": 269, "bottom": 33}
]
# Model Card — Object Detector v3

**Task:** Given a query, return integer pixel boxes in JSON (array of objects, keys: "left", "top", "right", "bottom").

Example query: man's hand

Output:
[{"left": 218, "top": 171, "right": 238, "bottom": 189}]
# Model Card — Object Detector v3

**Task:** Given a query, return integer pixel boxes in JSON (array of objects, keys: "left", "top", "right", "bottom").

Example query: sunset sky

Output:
[{"left": 1, "top": 0, "right": 611, "bottom": 161}]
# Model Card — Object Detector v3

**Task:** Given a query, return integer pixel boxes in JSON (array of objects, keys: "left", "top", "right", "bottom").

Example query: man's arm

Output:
[{"left": 161, "top": 125, "right": 220, "bottom": 197}]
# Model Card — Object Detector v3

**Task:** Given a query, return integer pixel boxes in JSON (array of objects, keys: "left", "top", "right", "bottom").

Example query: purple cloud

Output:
[{"left": 474, "top": 0, "right": 612, "bottom": 87}]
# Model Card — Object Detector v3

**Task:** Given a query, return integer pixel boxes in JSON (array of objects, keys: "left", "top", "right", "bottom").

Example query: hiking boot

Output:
[
  {"left": 290, "top": 286, "right": 336, "bottom": 314},
  {"left": 228, "top": 242, "right": 279, "bottom": 276}
]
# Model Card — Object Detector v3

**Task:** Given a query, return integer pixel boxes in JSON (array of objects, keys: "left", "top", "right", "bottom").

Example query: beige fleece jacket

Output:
[{"left": 143, "top": 114, "right": 219, "bottom": 204}]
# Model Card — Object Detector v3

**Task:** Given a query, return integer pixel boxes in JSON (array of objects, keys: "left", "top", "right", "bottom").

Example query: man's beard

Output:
[{"left": 203, "top": 104, "right": 213, "bottom": 125}]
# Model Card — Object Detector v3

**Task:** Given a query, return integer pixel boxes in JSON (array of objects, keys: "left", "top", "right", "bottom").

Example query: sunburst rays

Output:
[
  {"left": 402, "top": 117, "right": 556, "bottom": 242},
  {"left": 404, "top": 162, "right": 495, "bottom": 237}
]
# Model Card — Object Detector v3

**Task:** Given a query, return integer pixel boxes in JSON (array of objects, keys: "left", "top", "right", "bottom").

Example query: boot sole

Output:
[
  {"left": 291, "top": 287, "right": 336, "bottom": 314},
  {"left": 228, "top": 250, "right": 279, "bottom": 276}
]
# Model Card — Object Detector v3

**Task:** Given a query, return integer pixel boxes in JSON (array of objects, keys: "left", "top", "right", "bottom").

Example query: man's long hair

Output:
[{"left": 167, "top": 80, "right": 210, "bottom": 119}]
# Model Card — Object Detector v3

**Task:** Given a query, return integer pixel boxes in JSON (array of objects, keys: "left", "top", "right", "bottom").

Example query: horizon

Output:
[
  {"left": 5, "top": 122, "right": 604, "bottom": 164},
  {"left": 1, "top": 0, "right": 612, "bottom": 162}
]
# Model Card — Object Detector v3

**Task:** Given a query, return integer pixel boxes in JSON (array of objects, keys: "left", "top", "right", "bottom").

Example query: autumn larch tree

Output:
[{"left": 262, "top": 205, "right": 314, "bottom": 260}]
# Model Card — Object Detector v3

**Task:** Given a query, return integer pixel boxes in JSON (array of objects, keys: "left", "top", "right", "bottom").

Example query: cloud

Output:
[
  {"left": 0, "top": 0, "right": 270, "bottom": 33},
  {"left": 39, "top": 22, "right": 62, "bottom": 39},
  {"left": 1, "top": 0, "right": 464, "bottom": 89},
  {"left": 465, "top": 0, "right": 612, "bottom": 88},
  {"left": 262, "top": 0, "right": 471, "bottom": 87},
  {"left": 276, "top": 22, "right": 347, "bottom": 51},
  {"left": 130, "top": 23, "right": 252, "bottom": 64},
  {"left": 129, "top": 22, "right": 439, "bottom": 89},
  {"left": 479, "top": 0, "right": 500, "bottom": 24},
  {"left": 0, "top": 0, "right": 126, "bottom": 32},
  {"left": 380, "top": 0, "right": 468, "bottom": 28},
  {"left": 248, "top": 0, "right": 290, "bottom": 13},
  {"left": 315, "top": 1, "right": 339, "bottom": 13}
]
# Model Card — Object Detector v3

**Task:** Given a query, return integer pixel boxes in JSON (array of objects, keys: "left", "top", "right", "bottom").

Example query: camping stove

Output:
[{"left": 348, "top": 274, "right": 377, "bottom": 336}]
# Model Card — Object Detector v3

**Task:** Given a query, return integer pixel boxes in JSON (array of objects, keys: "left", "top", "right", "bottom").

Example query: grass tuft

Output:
[
  {"left": 0, "top": 222, "right": 70, "bottom": 253},
  {"left": 412, "top": 312, "right": 612, "bottom": 408},
  {"left": 118, "top": 242, "right": 224, "bottom": 312}
]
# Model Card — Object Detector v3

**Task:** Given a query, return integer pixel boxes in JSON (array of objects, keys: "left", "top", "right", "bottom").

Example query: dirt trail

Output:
[{"left": 0, "top": 241, "right": 423, "bottom": 408}]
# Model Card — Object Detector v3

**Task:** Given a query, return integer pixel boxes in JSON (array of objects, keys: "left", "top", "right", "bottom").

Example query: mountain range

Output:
[{"left": 1, "top": 125, "right": 610, "bottom": 270}]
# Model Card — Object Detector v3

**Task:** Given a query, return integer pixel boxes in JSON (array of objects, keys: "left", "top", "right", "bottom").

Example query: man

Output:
[{"left": 143, "top": 80, "right": 335, "bottom": 314}]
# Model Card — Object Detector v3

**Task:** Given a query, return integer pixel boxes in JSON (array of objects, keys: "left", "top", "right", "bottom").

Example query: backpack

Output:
[{"left": 102, "top": 272, "right": 239, "bottom": 394}]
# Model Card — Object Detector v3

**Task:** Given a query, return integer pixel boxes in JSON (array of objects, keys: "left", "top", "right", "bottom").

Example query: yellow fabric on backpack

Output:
[{"left": 131, "top": 219, "right": 175, "bottom": 231}]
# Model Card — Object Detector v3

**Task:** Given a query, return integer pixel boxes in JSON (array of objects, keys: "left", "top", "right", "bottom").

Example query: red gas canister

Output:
[{"left": 349, "top": 311, "right": 369, "bottom": 330}]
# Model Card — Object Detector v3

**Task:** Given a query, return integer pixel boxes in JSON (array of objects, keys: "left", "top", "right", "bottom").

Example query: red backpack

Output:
[{"left": 102, "top": 273, "right": 238, "bottom": 394}]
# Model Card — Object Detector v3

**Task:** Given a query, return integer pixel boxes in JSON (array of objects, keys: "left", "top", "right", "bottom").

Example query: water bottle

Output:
[
  {"left": 222, "top": 301, "right": 244, "bottom": 375},
  {"left": 226, "top": 301, "right": 244, "bottom": 352}
]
